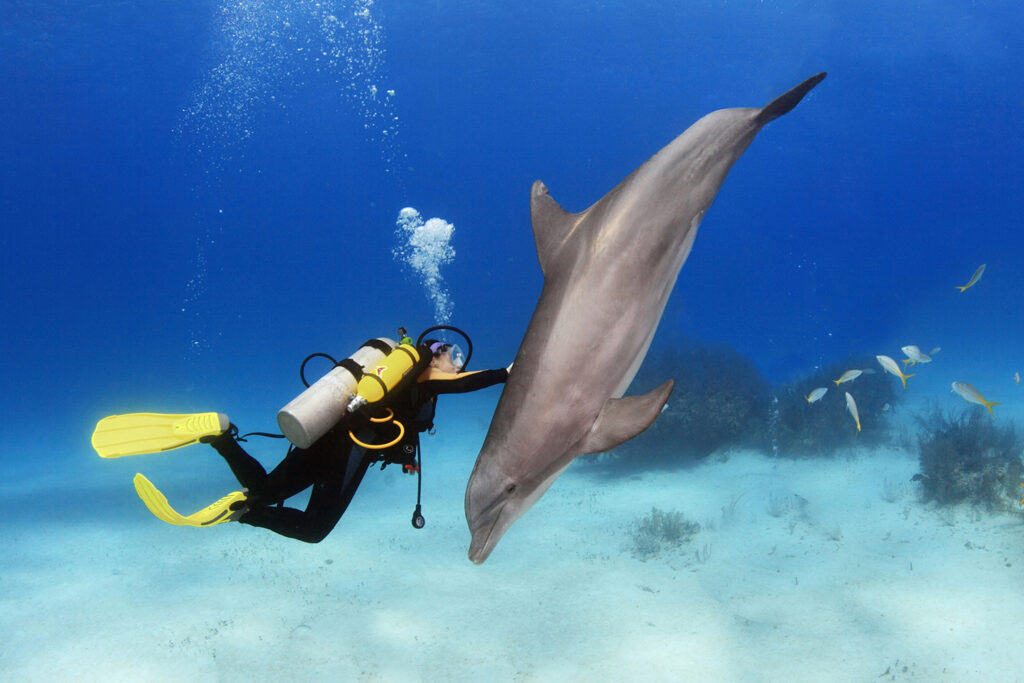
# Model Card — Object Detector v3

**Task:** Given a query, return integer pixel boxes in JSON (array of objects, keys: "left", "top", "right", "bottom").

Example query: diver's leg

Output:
[
  {"left": 204, "top": 428, "right": 271, "bottom": 496},
  {"left": 236, "top": 460, "right": 370, "bottom": 542},
  {"left": 236, "top": 506, "right": 324, "bottom": 542},
  {"left": 294, "top": 445, "right": 372, "bottom": 540},
  {"left": 236, "top": 434, "right": 371, "bottom": 542}
]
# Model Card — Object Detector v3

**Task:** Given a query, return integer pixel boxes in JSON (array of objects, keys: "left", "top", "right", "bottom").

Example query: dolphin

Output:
[{"left": 465, "top": 73, "right": 826, "bottom": 563}]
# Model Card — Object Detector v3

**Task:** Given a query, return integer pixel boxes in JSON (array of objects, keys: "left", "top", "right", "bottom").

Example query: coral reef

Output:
[
  {"left": 629, "top": 507, "right": 701, "bottom": 560},
  {"left": 597, "top": 340, "right": 771, "bottom": 467},
  {"left": 770, "top": 356, "right": 897, "bottom": 456},
  {"left": 914, "top": 406, "right": 1024, "bottom": 510}
]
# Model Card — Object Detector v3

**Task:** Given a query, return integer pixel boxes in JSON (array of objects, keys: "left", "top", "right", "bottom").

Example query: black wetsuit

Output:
[{"left": 207, "top": 367, "right": 508, "bottom": 543}]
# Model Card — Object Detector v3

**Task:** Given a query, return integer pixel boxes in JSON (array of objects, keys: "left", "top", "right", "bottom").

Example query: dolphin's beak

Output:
[
  {"left": 467, "top": 529, "right": 498, "bottom": 564},
  {"left": 466, "top": 492, "right": 508, "bottom": 564}
]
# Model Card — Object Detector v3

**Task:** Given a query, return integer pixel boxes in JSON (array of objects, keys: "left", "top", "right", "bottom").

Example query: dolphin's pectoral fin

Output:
[
  {"left": 580, "top": 380, "right": 674, "bottom": 455},
  {"left": 531, "top": 180, "right": 584, "bottom": 278}
]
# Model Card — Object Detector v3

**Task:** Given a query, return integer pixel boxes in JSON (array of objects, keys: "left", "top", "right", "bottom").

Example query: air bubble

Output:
[{"left": 394, "top": 208, "right": 456, "bottom": 323}]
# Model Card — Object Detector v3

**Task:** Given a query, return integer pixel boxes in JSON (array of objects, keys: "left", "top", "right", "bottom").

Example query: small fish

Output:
[
  {"left": 877, "top": 355, "right": 914, "bottom": 390},
  {"left": 833, "top": 369, "right": 863, "bottom": 386},
  {"left": 881, "top": 403, "right": 890, "bottom": 412},
  {"left": 1016, "top": 372, "right": 1021, "bottom": 385},
  {"left": 900, "top": 345, "right": 933, "bottom": 367},
  {"left": 805, "top": 387, "right": 828, "bottom": 403},
  {"left": 951, "top": 381, "right": 1000, "bottom": 416},
  {"left": 956, "top": 264, "right": 986, "bottom": 292},
  {"left": 845, "top": 392, "right": 861, "bottom": 432}
]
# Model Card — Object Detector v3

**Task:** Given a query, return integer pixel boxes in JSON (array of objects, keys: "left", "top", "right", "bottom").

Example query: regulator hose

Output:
[{"left": 416, "top": 325, "right": 473, "bottom": 372}]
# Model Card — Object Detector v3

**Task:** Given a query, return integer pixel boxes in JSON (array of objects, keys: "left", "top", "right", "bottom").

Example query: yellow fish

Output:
[
  {"left": 876, "top": 355, "right": 914, "bottom": 390},
  {"left": 1016, "top": 372, "right": 1020, "bottom": 385},
  {"left": 951, "top": 381, "right": 999, "bottom": 416},
  {"left": 956, "top": 263, "right": 986, "bottom": 292},
  {"left": 845, "top": 392, "right": 861, "bottom": 432},
  {"left": 900, "top": 345, "right": 932, "bottom": 367},
  {"left": 805, "top": 387, "right": 828, "bottom": 403},
  {"left": 833, "top": 369, "right": 863, "bottom": 386}
]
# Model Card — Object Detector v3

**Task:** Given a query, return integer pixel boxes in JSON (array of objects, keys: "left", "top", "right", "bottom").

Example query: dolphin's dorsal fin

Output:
[
  {"left": 579, "top": 380, "right": 674, "bottom": 455},
  {"left": 530, "top": 180, "right": 584, "bottom": 278}
]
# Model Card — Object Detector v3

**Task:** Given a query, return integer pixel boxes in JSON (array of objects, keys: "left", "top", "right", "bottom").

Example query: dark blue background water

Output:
[{"left": 2, "top": 1, "right": 1022, "bottom": 470}]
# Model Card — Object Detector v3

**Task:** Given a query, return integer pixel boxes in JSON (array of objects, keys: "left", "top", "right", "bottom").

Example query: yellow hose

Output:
[{"left": 349, "top": 418, "right": 405, "bottom": 450}]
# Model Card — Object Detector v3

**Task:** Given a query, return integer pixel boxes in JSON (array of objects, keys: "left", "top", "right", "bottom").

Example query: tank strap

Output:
[
  {"left": 362, "top": 338, "right": 394, "bottom": 355},
  {"left": 338, "top": 357, "right": 363, "bottom": 379},
  {"left": 394, "top": 344, "right": 418, "bottom": 364}
]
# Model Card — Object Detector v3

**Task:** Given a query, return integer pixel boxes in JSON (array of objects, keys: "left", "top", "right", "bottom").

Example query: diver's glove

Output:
[{"left": 506, "top": 361, "right": 514, "bottom": 374}]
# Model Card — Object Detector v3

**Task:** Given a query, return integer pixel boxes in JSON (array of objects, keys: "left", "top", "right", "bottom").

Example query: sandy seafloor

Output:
[{"left": 3, "top": 402, "right": 1023, "bottom": 682}]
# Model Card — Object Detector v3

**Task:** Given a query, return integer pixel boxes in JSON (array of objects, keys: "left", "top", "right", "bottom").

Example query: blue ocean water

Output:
[{"left": 2, "top": 0, "right": 1023, "bottom": 677}]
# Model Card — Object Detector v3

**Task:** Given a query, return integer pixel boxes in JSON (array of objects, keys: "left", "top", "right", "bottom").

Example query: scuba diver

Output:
[{"left": 91, "top": 328, "right": 509, "bottom": 543}]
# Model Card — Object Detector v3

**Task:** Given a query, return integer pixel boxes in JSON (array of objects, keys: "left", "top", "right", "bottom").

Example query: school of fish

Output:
[{"left": 803, "top": 264, "right": 1009, "bottom": 434}]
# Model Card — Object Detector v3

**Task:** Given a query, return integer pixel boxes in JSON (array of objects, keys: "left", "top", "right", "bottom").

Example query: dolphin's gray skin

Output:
[{"left": 465, "top": 73, "right": 826, "bottom": 563}]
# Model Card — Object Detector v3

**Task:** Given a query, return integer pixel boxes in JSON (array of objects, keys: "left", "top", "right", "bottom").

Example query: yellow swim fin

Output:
[
  {"left": 91, "top": 412, "right": 230, "bottom": 458},
  {"left": 132, "top": 473, "right": 247, "bottom": 527}
]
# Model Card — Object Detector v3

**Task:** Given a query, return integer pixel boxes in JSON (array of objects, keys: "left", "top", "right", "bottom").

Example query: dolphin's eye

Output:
[{"left": 505, "top": 484, "right": 517, "bottom": 495}]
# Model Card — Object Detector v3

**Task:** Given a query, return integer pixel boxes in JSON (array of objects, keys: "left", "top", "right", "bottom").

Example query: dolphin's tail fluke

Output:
[{"left": 755, "top": 72, "right": 827, "bottom": 125}]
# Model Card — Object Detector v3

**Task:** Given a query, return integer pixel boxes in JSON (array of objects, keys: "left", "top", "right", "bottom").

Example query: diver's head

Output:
[{"left": 427, "top": 340, "right": 465, "bottom": 372}]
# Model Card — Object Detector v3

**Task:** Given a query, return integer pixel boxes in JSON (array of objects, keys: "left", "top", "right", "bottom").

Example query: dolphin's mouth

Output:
[{"left": 467, "top": 499, "right": 507, "bottom": 564}]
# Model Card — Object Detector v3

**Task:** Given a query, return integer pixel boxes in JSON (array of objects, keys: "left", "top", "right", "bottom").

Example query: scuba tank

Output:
[
  {"left": 346, "top": 343, "right": 422, "bottom": 414},
  {"left": 277, "top": 338, "right": 396, "bottom": 449}
]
